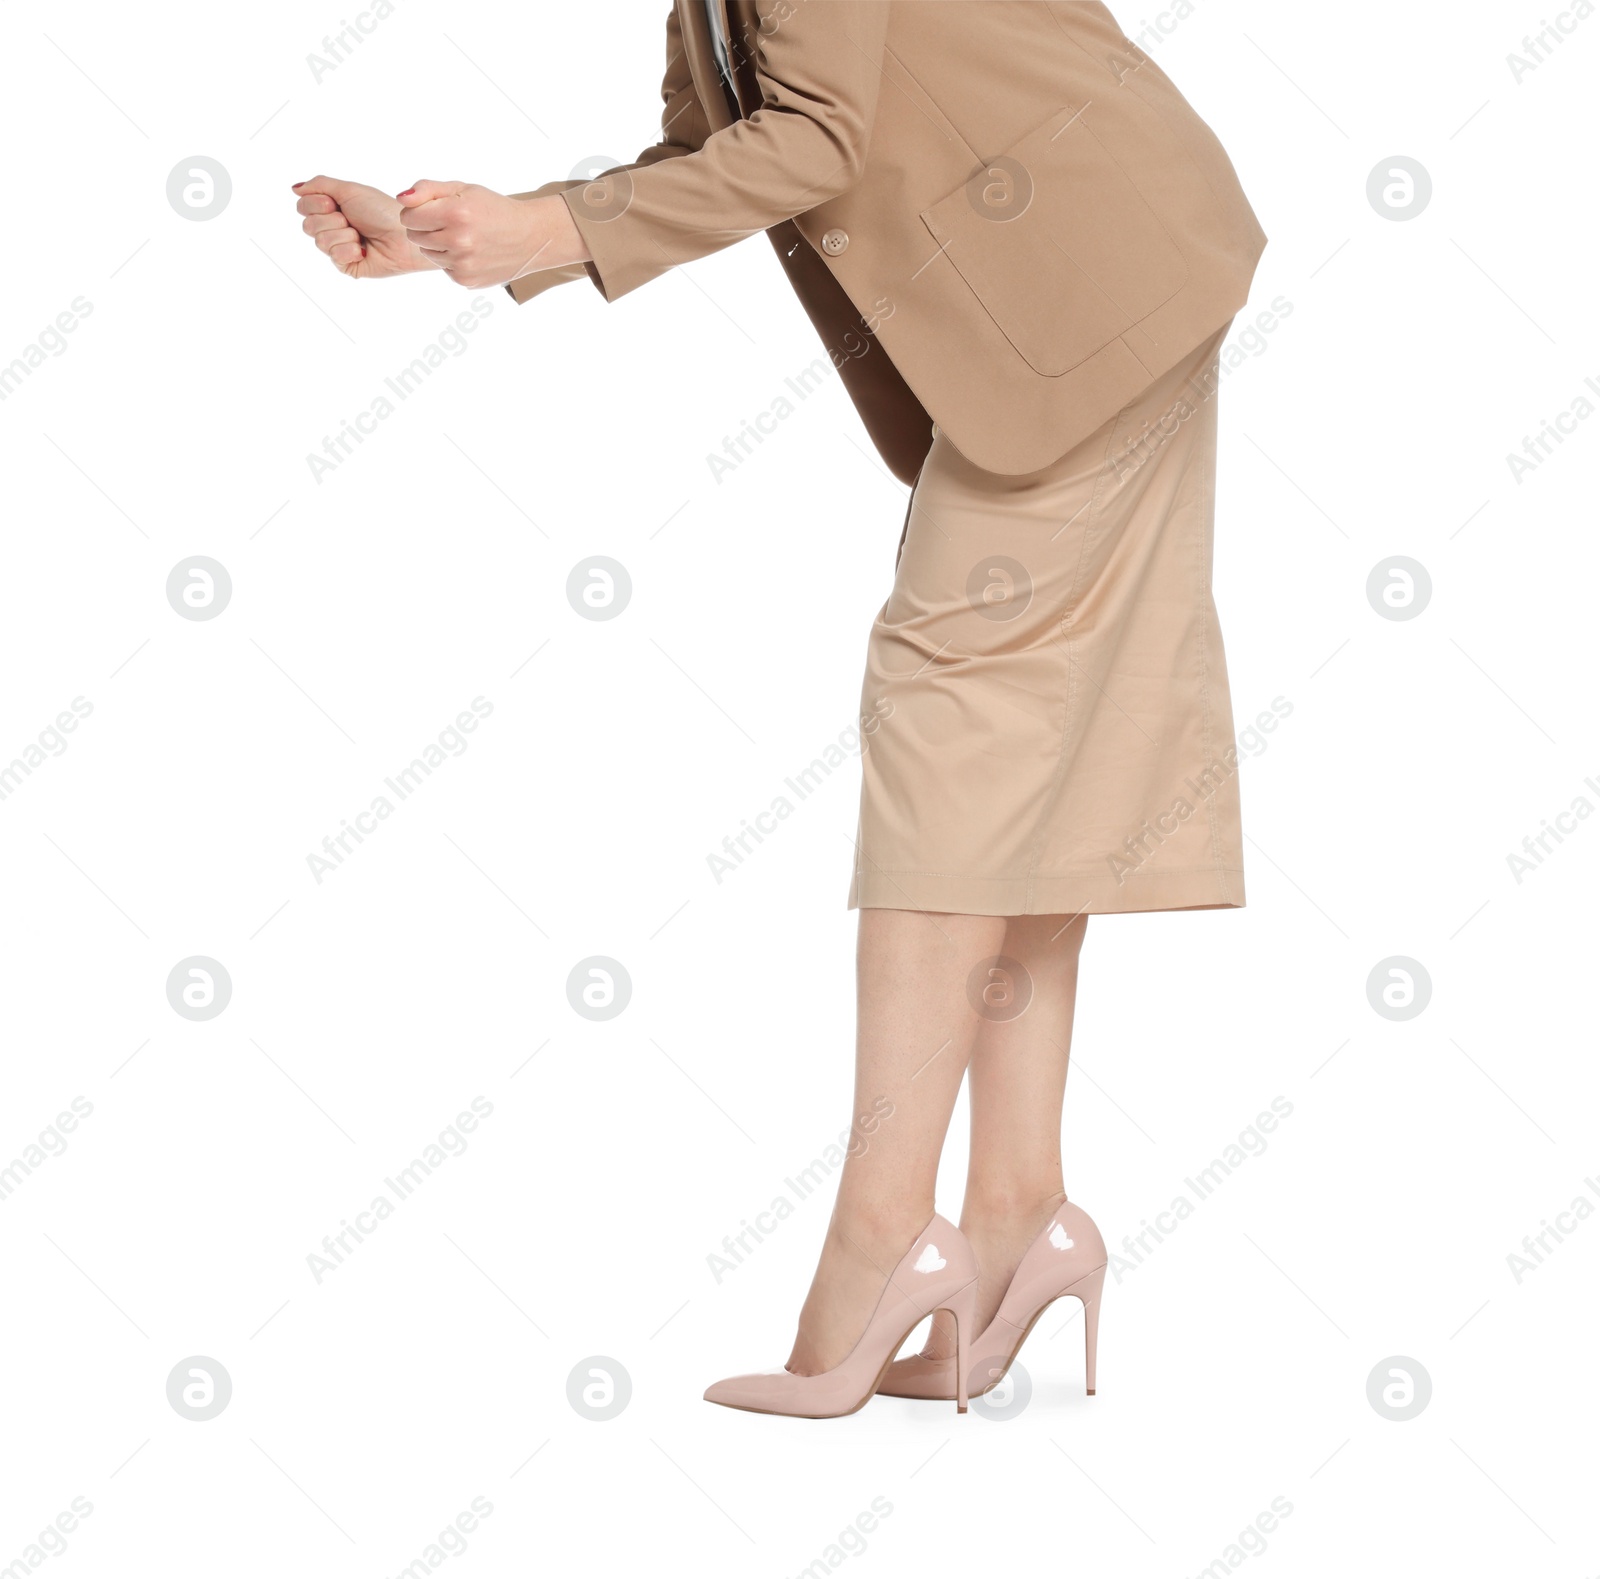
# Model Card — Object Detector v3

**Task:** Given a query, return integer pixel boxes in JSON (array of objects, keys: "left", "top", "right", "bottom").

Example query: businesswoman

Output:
[{"left": 293, "top": 0, "right": 1265, "bottom": 1417}]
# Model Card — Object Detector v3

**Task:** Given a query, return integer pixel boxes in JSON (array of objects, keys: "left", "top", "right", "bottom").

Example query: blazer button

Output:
[{"left": 821, "top": 228, "right": 849, "bottom": 256}]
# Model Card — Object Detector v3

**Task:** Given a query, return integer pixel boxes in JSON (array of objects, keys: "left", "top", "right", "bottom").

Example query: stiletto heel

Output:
[
  {"left": 1065, "top": 1262, "right": 1106, "bottom": 1395},
  {"left": 878, "top": 1199, "right": 1109, "bottom": 1405},
  {"left": 703, "top": 1214, "right": 980, "bottom": 1419},
  {"left": 941, "top": 1276, "right": 979, "bottom": 1414}
]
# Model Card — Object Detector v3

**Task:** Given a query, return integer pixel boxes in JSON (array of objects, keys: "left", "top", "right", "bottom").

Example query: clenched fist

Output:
[
  {"left": 293, "top": 175, "right": 435, "bottom": 279},
  {"left": 396, "top": 180, "right": 589, "bottom": 289}
]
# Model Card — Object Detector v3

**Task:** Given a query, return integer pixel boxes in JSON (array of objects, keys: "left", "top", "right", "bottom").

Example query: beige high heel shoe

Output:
[
  {"left": 703, "top": 1214, "right": 980, "bottom": 1418},
  {"left": 877, "top": 1200, "right": 1107, "bottom": 1402}
]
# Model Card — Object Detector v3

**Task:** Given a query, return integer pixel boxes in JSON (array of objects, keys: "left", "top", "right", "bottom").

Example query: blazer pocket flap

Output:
[{"left": 921, "top": 105, "right": 1189, "bottom": 377}]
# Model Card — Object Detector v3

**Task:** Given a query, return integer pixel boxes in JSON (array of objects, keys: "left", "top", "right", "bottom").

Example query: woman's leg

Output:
[
  {"left": 917, "top": 910, "right": 1088, "bottom": 1360},
  {"left": 784, "top": 907, "right": 1006, "bottom": 1375}
]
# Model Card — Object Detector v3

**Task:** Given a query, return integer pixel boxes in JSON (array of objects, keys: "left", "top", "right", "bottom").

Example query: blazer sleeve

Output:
[
  {"left": 518, "top": 0, "right": 891, "bottom": 305},
  {"left": 505, "top": 1, "right": 705, "bottom": 305}
]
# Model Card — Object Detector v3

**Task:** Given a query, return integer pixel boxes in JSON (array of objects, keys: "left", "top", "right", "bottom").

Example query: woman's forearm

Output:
[
  {"left": 394, "top": 183, "right": 592, "bottom": 289},
  {"left": 510, "top": 192, "right": 592, "bottom": 278}
]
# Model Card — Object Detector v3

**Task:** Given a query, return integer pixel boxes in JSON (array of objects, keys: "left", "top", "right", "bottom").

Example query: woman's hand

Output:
[
  {"left": 396, "top": 181, "right": 590, "bottom": 289},
  {"left": 293, "top": 176, "right": 437, "bottom": 279}
]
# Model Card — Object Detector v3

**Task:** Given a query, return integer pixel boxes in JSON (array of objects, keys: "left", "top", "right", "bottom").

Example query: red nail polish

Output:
[
  {"left": 292, "top": 182, "right": 304, "bottom": 190},
  {"left": 361, "top": 245, "right": 368, "bottom": 257},
  {"left": 397, "top": 188, "right": 415, "bottom": 199}
]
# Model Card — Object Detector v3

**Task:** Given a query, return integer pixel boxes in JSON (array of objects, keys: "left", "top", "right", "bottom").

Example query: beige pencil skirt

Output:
[{"left": 848, "top": 322, "right": 1245, "bottom": 917}]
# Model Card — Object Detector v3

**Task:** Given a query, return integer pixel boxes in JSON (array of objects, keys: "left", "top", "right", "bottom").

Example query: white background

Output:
[{"left": 2, "top": 0, "right": 1596, "bottom": 1575}]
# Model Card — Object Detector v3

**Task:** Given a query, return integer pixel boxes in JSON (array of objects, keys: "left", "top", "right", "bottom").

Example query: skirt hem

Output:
[{"left": 847, "top": 865, "right": 1245, "bottom": 917}]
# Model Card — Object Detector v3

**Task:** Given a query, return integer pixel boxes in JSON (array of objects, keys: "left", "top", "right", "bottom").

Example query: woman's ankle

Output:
[
  {"left": 827, "top": 1195, "right": 937, "bottom": 1260},
  {"left": 960, "top": 1184, "right": 1067, "bottom": 1235}
]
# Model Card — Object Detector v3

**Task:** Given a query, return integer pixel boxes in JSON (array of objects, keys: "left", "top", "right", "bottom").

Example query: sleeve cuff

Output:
[
  {"left": 505, "top": 260, "right": 595, "bottom": 305},
  {"left": 559, "top": 179, "right": 670, "bottom": 304},
  {"left": 502, "top": 182, "right": 607, "bottom": 305}
]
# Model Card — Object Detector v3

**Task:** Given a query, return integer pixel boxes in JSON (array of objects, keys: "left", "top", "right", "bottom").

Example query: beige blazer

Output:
[{"left": 509, "top": 0, "right": 1266, "bottom": 483}]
